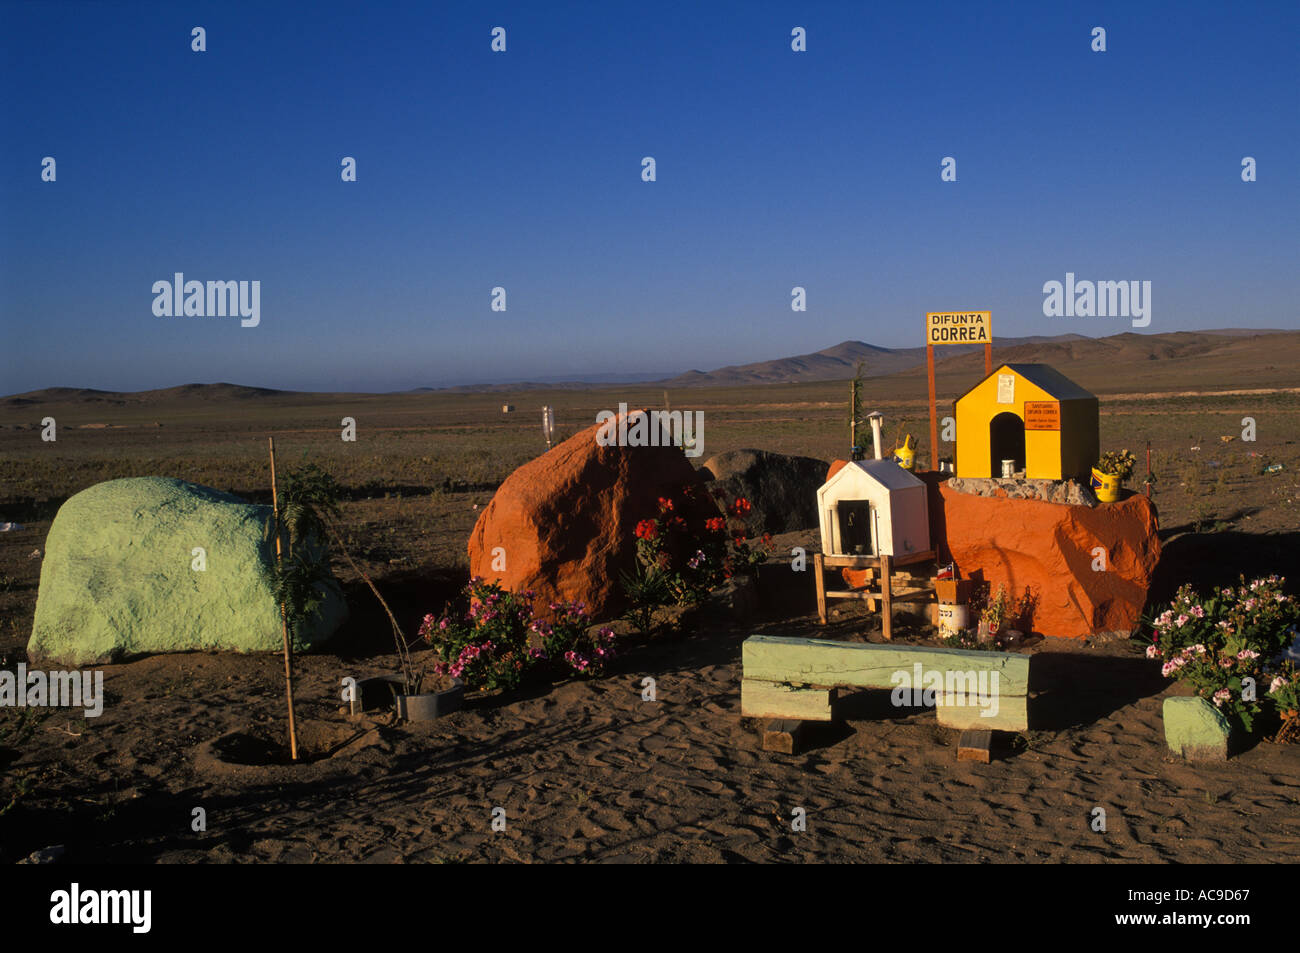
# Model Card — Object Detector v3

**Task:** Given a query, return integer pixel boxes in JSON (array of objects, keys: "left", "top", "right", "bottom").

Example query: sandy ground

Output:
[
  {"left": 3, "top": 602, "right": 1297, "bottom": 864},
  {"left": 2, "top": 378, "right": 1298, "bottom": 864}
]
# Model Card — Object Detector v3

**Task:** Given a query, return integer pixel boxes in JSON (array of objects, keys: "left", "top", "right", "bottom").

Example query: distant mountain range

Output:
[
  {"left": 659, "top": 334, "right": 1088, "bottom": 387},
  {"left": 660, "top": 328, "right": 1297, "bottom": 388},
  {"left": 3, "top": 329, "right": 1296, "bottom": 404}
]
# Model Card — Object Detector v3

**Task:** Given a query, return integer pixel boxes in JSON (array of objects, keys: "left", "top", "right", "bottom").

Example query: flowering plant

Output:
[
  {"left": 629, "top": 489, "right": 772, "bottom": 608},
  {"left": 1145, "top": 575, "right": 1300, "bottom": 732},
  {"left": 418, "top": 578, "right": 616, "bottom": 693},
  {"left": 1096, "top": 449, "right": 1136, "bottom": 481},
  {"left": 1263, "top": 660, "right": 1300, "bottom": 743},
  {"left": 979, "top": 584, "right": 1012, "bottom": 634}
]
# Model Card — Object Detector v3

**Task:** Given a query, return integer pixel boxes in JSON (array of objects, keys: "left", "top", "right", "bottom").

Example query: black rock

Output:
[{"left": 701, "top": 449, "right": 830, "bottom": 536}]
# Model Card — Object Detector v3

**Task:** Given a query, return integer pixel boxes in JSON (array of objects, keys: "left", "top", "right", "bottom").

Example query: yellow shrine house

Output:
[{"left": 954, "top": 364, "right": 1099, "bottom": 481}]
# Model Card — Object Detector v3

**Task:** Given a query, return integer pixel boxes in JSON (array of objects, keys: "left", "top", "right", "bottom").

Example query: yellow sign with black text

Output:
[{"left": 926, "top": 311, "right": 992, "bottom": 346}]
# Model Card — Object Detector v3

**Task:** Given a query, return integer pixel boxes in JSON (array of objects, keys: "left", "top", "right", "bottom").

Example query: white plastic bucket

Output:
[{"left": 938, "top": 602, "right": 969, "bottom": 637}]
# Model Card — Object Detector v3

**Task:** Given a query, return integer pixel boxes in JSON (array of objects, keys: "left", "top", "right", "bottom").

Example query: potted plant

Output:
[
  {"left": 277, "top": 465, "right": 463, "bottom": 722},
  {"left": 977, "top": 584, "right": 1010, "bottom": 645},
  {"left": 1092, "top": 449, "right": 1136, "bottom": 503}
]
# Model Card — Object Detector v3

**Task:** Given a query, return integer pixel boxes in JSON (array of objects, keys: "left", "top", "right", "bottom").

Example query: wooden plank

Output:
[
  {"left": 892, "top": 574, "right": 933, "bottom": 588},
  {"left": 762, "top": 719, "right": 806, "bottom": 754},
  {"left": 821, "top": 554, "right": 883, "bottom": 569},
  {"left": 888, "top": 588, "right": 936, "bottom": 604},
  {"left": 813, "top": 552, "right": 827, "bottom": 625},
  {"left": 958, "top": 730, "right": 993, "bottom": 763},
  {"left": 880, "top": 553, "right": 893, "bottom": 641},
  {"left": 825, "top": 587, "right": 932, "bottom": 603},
  {"left": 821, "top": 550, "right": 935, "bottom": 570},
  {"left": 742, "top": 635, "right": 1032, "bottom": 696},
  {"left": 936, "top": 694, "right": 1028, "bottom": 731},
  {"left": 741, "top": 680, "right": 834, "bottom": 721}
]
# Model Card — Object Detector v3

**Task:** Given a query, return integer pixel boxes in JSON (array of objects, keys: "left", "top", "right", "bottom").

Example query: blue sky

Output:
[{"left": 2, "top": 0, "right": 1297, "bottom": 393}]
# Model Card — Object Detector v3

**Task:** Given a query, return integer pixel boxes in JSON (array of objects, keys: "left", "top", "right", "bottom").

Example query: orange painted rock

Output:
[
  {"left": 467, "top": 411, "right": 711, "bottom": 621},
  {"left": 935, "top": 484, "right": 1160, "bottom": 638}
]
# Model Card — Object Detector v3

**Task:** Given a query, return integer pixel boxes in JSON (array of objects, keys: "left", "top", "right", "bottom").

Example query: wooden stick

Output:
[
  {"left": 322, "top": 520, "right": 413, "bottom": 691},
  {"left": 269, "top": 437, "right": 299, "bottom": 762},
  {"left": 880, "top": 553, "right": 894, "bottom": 640},
  {"left": 1146, "top": 439, "right": 1152, "bottom": 500},
  {"left": 850, "top": 378, "right": 857, "bottom": 456},
  {"left": 814, "top": 552, "right": 828, "bottom": 625}
]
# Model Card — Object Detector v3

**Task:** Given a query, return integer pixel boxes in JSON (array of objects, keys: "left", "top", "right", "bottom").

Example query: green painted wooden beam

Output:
[
  {"left": 742, "top": 635, "right": 1031, "bottom": 697},
  {"left": 936, "top": 694, "right": 1028, "bottom": 731},
  {"left": 741, "top": 679, "right": 835, "bottom": 721}
]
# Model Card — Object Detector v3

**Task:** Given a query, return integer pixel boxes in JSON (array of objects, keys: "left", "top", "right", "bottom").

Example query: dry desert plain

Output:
[{"left": 1, "top": 334, "right": 1299, "bottom": 863}]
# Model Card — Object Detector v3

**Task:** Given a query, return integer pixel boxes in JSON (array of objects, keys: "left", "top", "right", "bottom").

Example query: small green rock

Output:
[
  {"left": 29, "top": 477, "right": 347, "bottom": 666},
  {"left": 1163, "top": 696, "right": 1232, "bottom": 761}
]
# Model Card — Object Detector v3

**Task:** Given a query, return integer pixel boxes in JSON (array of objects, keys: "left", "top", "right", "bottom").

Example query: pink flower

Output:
[
  {"left": 1145, "top": 645, "right": 1160, "bottom": 659},
  {"left": 1212, "top": 689, "right": 1231, "bottom": 708}
]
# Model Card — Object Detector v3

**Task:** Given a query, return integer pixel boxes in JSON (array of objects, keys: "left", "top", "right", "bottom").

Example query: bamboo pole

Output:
[
  {"left": 269, "top": 437, "right": 299, "bottom": 762},
  {"left": 1146, "top": 439, "right": 1152, "bottom": 499},
  {"left": 850, "top": 378, "right": 858, "bottom": 458}
]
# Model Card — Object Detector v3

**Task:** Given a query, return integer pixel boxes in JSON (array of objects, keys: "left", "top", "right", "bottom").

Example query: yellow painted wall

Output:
[{"left": 1025, "top": 429, "right": 1063, "bottom": 480}]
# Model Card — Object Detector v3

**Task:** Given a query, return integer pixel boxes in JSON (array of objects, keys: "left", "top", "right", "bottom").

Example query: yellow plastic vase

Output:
[
  {"left": 1091, "top": 467, "right": 1121, "bottom": 502},
  {"left": 893, "top": 434, "right": 916, "bottom": 471}
]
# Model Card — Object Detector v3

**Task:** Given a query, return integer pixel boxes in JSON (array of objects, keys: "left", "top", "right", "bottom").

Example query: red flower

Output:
[
  {"left": 705, "top": 517, "right": 726, "bottom": 533},
  {"left": 658, "top": 496, "right": 674, "bottom": 513},
  {"left": 730, "top": 497, "right": 752, "bottom": 517},
  {"left": 671, "top": 516, "right": 686, "bottom": 530},
  {"left": 634, "top": 519, "right": 658, "bottom": 540}
]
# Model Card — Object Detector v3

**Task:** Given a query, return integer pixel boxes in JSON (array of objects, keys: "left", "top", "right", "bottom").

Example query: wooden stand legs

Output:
[{"left": 814, "top": 553, "right": 828, "bottom": 625}]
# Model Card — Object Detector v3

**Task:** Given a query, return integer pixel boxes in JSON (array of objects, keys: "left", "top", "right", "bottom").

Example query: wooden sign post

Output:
[{"left": 925, "top": 311, "right": 992, "bottom": 472}]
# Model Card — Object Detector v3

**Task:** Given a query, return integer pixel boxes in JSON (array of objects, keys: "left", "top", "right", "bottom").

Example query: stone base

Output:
[
  {"left": 946, "top": 476, "right": 1098, "bottom": 507},
  {"left": 1163, "top": 696, "right": 1233, "bottom": 761}
]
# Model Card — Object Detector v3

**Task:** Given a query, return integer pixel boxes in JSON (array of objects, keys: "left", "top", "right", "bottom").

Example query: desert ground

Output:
[{"left": 2, "top": 343, "right": 1299, "bottom": 863}]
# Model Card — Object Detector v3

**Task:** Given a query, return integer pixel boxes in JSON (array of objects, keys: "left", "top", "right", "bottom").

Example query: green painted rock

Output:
[
  {"left": 1163, "top": 696, "right": 1232, "bottom": 761},
  {"left": 28, "top": 477, "right": 347, "bottom": 666}
]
